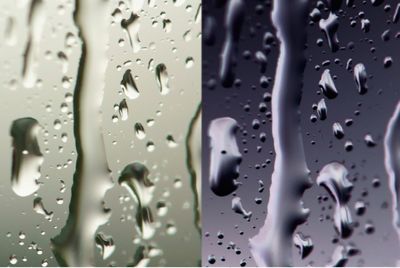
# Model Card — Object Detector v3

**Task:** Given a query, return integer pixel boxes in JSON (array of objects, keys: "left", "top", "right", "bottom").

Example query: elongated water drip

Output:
[
  {"left": 22, "top": 0, "right": 46, "bottom": 88},
  {"left": 185, "top": 104, "right": 202, "bottom": 232},
  {"left": 249, "top": 0, "right": 312, "bottom": 266},
  {"left": 219, "top": 0, "right": 245, "bottom": 87},
  {"left": 121, "top": 13, "right": 141, "bottom": 53},
  {"left": 353, "top": 63, "right": 368, "bottom": 95},
  {"left": 155, "top": 63, "right": 170, "bottom": 95},
  {"left": 51, "top": 0, "right": 114, "bottom": 266},
  {"left": 319, "top": 12, "right": 339, "bottom": 53},
  {"left": 384, "top": 101, "right": 400, "bottom": 247}
]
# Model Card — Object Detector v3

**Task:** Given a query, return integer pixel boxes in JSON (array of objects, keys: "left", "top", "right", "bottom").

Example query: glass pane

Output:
[
  {"left": 203, "top": 0, "right": 399, "bottom": 266},
  {"left": 0, "top": 0, "right": 201, "bottom": 266}
]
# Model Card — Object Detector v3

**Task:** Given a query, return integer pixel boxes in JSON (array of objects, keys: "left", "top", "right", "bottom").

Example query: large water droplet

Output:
[
  {"left": 208, "top": 117, "right": 242, "bottom": 196},
  {"left": 10, "top": 118, "right": 43, "bottom": 197}
]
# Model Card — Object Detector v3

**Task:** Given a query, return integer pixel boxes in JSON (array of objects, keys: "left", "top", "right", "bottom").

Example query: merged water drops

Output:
[
  {"left": 317, "top": 162, "right": 353, "bottom": 238},
  {"left": 118, "top": 162, "right": 156, "bottom": 240}
]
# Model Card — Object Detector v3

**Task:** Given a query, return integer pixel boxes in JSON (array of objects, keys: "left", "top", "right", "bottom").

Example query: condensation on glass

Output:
[
  {"left": 0, "top": 0, "right": 201, "bottom": 266},
  {"left": 203, "top": 0, "right": 400, "bottom": 267}
]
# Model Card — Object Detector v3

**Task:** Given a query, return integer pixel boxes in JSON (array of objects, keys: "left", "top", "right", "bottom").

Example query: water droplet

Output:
[
  {"left": 361, "top": 18, "right": 370, "bottom": 33},
  {"left": 95, "top": 232, "right": 115, "bottom": 260},
  {"left": 155, "top": 63, "right": 170, "bottom": 95},
  {"left": 232, "top": 197, "right": 252, "bottom": 221},
  {"left": 354, "top": 63, "right": 368, "bottom": 95},
  {"left": 121, "top": 70, "right": 140, "bottom": 100},
  {"left": 333, "top": 122, "right": 344, "bottom": 139},
  {"left": 119, "top": 163, "right": 156, "bottom": 240},
  {"left": 119, "top": 99, "right": 129, "bottom": 121},
  {"left": 121, "top": 13, "right": 141, "bottom": 53},
  {"left": 33, "top": 197, "right": 53, "bottom": 221},
  {"left": 319, "top": 13, "right": 339, "bottom": 52},
  {"left": 328, "top": 245, "right": 348, "bottom": 267},
  {"left": 134, "top": 123, "right": 146, "bottom": 139},
  {"left": 319, "top": 69, "right": 338, "bottom": 99},
  {"left": 208, "top": 117, "right": 242, "bottom": 196},
  {"left": 317, "top": 98, "right": 327, "bottom": 120},
  {"left": 355, "top": 200, "right": 366, "bottom": 216},
  {"left": 9, "top": 255, "right": 17, "bottom": 265},
  {"left": 293, "top": 232, "right": 313, "bottom": 259},
  {"left": 166, "top": 135, "right": 178, "bottom": 148},
  {"left": 10, "top": 118, "right": 43, "bottom": 197},
  {"left": 317, "top": 162, "right": 353, "bottom": 238},
  {"left": 208, "top": 255, "right": 216, "bottom": 264},
  {"left": 364, "top": 134, "right": 376, "bottom": 147},
  {"left": 185, "top": 57, "right": 194, "bottom": 68}
]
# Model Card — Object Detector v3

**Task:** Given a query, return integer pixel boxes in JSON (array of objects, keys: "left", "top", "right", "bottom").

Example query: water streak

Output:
[
  {"left": 384, "top": 101, "right": 400, "bottom": 246},
  {"left": 185, "top": 104, "right": 202, "bottom": 232},
  {"left": 219, "top": 0, "right": 245, "bottom": 87},
  {"left": 22, "top": 0, "right": 46, "bottom": 88},
  {"left": 51, "top": 0, "right": 114, "bottom": 265},
  {"left": 249, "top": 0, "right": 312, "bottom": 266}
]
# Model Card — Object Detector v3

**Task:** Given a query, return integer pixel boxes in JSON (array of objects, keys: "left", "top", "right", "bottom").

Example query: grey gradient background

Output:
[
  {"left": 0, "top": 0, "right": 201, "bottom": 266},
  {"left": 202, "top": 0, "right": 400, "bottom": 266}
]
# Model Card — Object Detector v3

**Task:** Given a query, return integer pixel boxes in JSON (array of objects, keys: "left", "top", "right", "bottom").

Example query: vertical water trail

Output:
[
  {"left": 249, "top": 0, "right": 312, "bottom": 266},
  {"left": 5, "top": 16, "right": 17, "bottom": 46},
  {"left": 185, "top": 104, "right": 202, "bottom": 233},
  {"left": 51, "top": 0, "right": 113, "bottom": 266},
  {"left": 219, "top": 0, "right": 244, "bottom": 88},
  {"left": 22, "top": 0, "right": 45, "bottom": 88},
  {"left": 121, "top": 13, "right": 141, "bottom": 54},
  {"left": 384, "top": 101, "right": 400, "bottom": 246}
]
